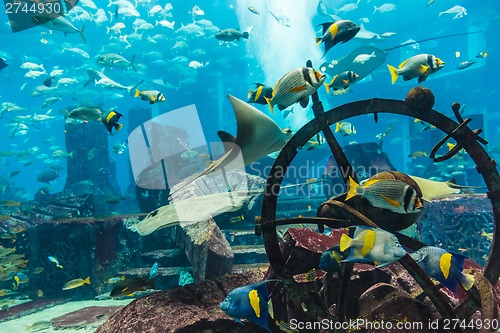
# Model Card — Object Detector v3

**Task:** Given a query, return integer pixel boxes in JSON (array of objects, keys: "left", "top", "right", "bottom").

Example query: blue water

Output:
[{"left": 0, "top": 0, "right": 497, "bottom": 203}]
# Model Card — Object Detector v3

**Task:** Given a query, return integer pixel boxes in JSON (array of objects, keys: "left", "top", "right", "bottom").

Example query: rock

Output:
[
  {"left": 164, "top": 217, "right": 234, "bottom": 280},
  {"left": 96, "top": 269, "right": 267, "bottom": 333},
  {"left": 52, "top": 306, "right": 123, "bottom": 330},
  {"left": 359, "top": 286, "right": 434, "bottom": 333}
]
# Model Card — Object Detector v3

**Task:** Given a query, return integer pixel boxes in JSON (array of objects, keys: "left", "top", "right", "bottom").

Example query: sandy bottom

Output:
[{"left": 0, "top": 299, "right": 132, "bottom": 332}]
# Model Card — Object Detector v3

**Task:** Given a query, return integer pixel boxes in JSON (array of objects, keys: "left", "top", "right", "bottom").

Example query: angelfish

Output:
[{"left": 387, "top": 54, "right": 445, "bottom": 84}]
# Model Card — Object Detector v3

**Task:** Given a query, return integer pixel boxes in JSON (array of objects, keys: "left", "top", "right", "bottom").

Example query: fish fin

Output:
[
  {"left": 342, "top": 79, "right": 349, "bottom": 85},
  {"left": 335, "top": 122, "right": 340, "bottom": 133},
  {"left": 418, "top": 75, "right": 428, "bottom": 83},
  {"left": 345, "top": 176, "right": 359, "bottom": 201},
  {"left": 115, "top": 123, "right": 123, "bottom": 132},
  {"left": 420, "top": 64, "right": 429, "bottom": 72},
  {"left": 247, "top": 89, "right": 253, "bottom": 100},
  {"left": 286, "top": 85, "right": 307, "bottom": 93},
  {"left": 325, "top": 82, "right": 331, "bottom": 94},
  {"left": 316, "top": 22, "right": 333, "bottom": 36},
  {"left": 264, "top": 96, "right": 274, "bottom": 114},
  {"left": 315, "top": 37, "right": 322, "bottom": 46},
  {"left": 340, "top": 233, "right": 352, "bottom": 252},
  {"left": 387, "top": 64, "right": 399, "bottom": 84},
  {"left": 398, "top": 59, "right": 409, "bottom": 69},
  {"left": 128, "top": 80, "right": 144, "bottom": 96},
  {"left": 460, "top": 273, "right": 475, "bottom": 291},
  {"left": 381, "top": 195, "right": 400, "bottom": 208},
  {"left": 299, "top": 96, "right": 309, "bottom": 108},
  {"left": 84, "top": 276, "right": 91, "bottom": 284},
  {"left": 217, "top": 130, "right": 237, "bottom": 153},
  {"left": 130, "top": 54, "right": 137, "bottom": 72},
  {"left": 79, "top": 25, "right": 86, "bottom": 43},
  {"left": 134, "top": 89, "right": 140, "bottom": 97}
]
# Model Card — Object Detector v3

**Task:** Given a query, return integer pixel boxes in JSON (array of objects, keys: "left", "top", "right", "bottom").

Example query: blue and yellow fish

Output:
[
  {"left": 319, "top": 245, "right": 343, "bottom": 274},
  {"left": 219, "top": 280, "right": 277, "bottom": 332},
  {"left": 48, "top": 256, "right": 63, "bottom": 269},
  {"left": 340, "top": 226, "right": 407, "bottom": 267},
  {"left": 410, "top": 246, "right": 475, "bottom": 292}
]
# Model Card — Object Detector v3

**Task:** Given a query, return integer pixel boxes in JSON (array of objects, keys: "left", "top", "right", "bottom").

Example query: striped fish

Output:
[
  {"left": 325, "top": 70, "right": 359, "bottom": 93},
  {"left": 265, "top": 67, "right": 326, "bottom": 113},
  {"left": 387, "top": 54, "right": 445, "bottom": 84},
  {"left": 346, "top": 177, "right": 424, "bottom": 214}
]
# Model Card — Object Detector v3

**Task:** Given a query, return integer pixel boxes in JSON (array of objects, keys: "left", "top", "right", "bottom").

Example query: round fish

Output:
[
  {"left": 265, "top": 67, "right": 326, "bottom": 113},
  {"left": 387, "top": 54, "right": 445, "bottom": 84}
]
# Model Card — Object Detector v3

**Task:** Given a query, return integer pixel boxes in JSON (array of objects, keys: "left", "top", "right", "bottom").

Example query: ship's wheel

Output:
[{"left": 256, "top": 61, "right": 500, "bottom": 332}]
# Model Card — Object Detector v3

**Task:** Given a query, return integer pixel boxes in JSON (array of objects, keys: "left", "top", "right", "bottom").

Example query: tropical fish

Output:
[
  {"left": 457, "top": 60, "right": 477, "bottom": 70},
  {"left": 304, "top": 268, "right": 316, "bottom": 282},
  {"left": 219, "top": 280, "right": 277, "bottom": 332},
  {"left": 229, "top": 215, "right": 245, "bottom": 223},
  {"left": 335, "top": 122, "right": 356, "bottom": 136},
  {"left": 110, "top": 277, "right": 155, "bottom": 297},
  {"left": 315, "top": 20, "right": 360, "bottom": 58},
  {"left": 48, "top": 256, "right": 63, "bottom": 269},
  {"left": 247, "top": 83, "right": 273, "bottom": 105},
  {"left": 476, "top": 52, "right": 487, "bottom": 58},
  {"left": 62, "top": 277, "right": 91, "bottom": 290},
  {"left": 265, "top": 67, "right": 326, "bottom": 113},
  {"left": 340, "top": 226, "right": 407, "bottom": 266},
  {"left": 102, "top": 111, "right": 124, "bottom": 134},
  {"left": 319, "top": 246, "right": 343, "bottom": 274},
  {"left": 325, "top": 71, "right": 359, "bottom": 93},
  {"left": 346, "top": 177, "right": 424, "bottom": 214},
  {"left": 134, "top": 90, "right": 166, "bottom": 104},
  {"left": 480, "top": 230, "right": 493, "bottom": 240},
  {"left": 410, "top": 246, "right": 474, "bottom": 292},
  {"left": 107, "top": 276, "right": 125, "bottom": 284},
  {"left": 149, "top": 262, "right": 159, "bottom": 280},
  {"left": 387, "top": 54, "right": 445, "bottom": 84},
  {"left": 113, "top": 143, "right": 127, "bottom": 154}
]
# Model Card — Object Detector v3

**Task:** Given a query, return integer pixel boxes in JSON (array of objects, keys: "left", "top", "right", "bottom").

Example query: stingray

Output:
[
  {"left": 409, "top": 175, "right": 481, "bottom": 202},
  {"left": 319, "top": 31, "right": 481, "bottom": 84},
  {"left": 169, "top": 95, "right": 293, "bottom": 196}
]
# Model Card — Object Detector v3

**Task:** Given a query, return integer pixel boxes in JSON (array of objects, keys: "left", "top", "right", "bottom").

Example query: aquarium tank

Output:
[{"left": 0, "top": 0, "right": 499, "bottom": 332}]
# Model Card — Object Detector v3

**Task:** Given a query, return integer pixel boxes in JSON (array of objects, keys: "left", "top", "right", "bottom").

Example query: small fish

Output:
[
  {"left": 48, "top": 256, "right": 63, "bottom": 269},
  {"left": 215, "top": 27, "right": 253, "bottom": 42},
  {"left": 0, "top": 200, "right": 20, "bottom": 207},
  {"left": 275, "top": 320, "right": 299, "bottom": 333},
  {"left": 439, "top": 5, "right": 467, "bottom": 20},
  {"left": 247, "top": 83, "right": 273, "bottom": 105},
  {"left": 134, "top": 90, "right": 166, "bottom": 104},
  {"left": 325, "top": 71, "right": 358, "bottom": 93},
  {"left": 454, "top": 51, "right": 461, "bottom": 58},
  {"left": 457, "top": 60, "right": 477, "bottom": 70},
  {"left": 267, "top": 10, "right": 291, "bottom": 27},
  {"left": 346, "top": 177, "right": 424, "bottom": 214},
  {"left": 304, "top": 268, "right": 316, "bottom": 282},
  {"left": 149, "top": 262, "right": 159, "bottom": 280},
  {"left": 316, "top": 20, "right": 360, "bottom": 58},
  {"left": 113, "top": 143, "right": 127, "bottom": 154},
  {"left": 62, "top": 276, "right": 91, "bottom": 290},
  {"left": 335, "top": 122, "right": 356, "bottom": 136},
  {"left": 410, "top": 246, "right": 474, "bottom": 292},
  {"left": 248, "top": 6, "right": 259, "bottom": 15},
  {"left": 481, "top": 230, "right": 493, "bottom": 240},
  {"left": 180, "top": 150, "right": 199, "bottom": 160},
  {"left": 230, "top": 215, "right": 245, "bottom": 223},
  {"left": 52, "top": 150, "right": 73, "bottom": 158},
  {"left": 387, "top": 54, "right": 445, "bottom": 84},
  {"left": 353, "top": 52, "right": 376, "bottom": 64},
  {"left": 87, "top": 148, "right": 96, "bottom": 160},
  {"left": 319, "top": 246, "right": 343, "bottom": 274},
  {"left": 25, "top": 320, "right": 52, "bottom": 332},
  {"left": 43, "top": 76, "right": 56, "bottom": 87},
  {"left": 219, "top": 280, "right": 276, "bottom": 331},
  {"left": 107, "top": 276, "right": 125, "bottom": 284},
  {"left": 340, "top": 226, "right": 407, "bottom": 266},
  {"left": 102, "top": 111, "right": 124, "bottom": 134},
  {"left": 105, "top": 195, "right": 122, "bottom": 204},
  {"left": 373, "top": 3, "right": 396, "bottom": 14},
  {"left": 110, "top": 277, "right": 155, "bottom": 297},
  {"left": 408, "top": 151, "right": 427, "bottom": 158},
  {"left": 476, "top": 52, "right": 487, "bottom": 58}
]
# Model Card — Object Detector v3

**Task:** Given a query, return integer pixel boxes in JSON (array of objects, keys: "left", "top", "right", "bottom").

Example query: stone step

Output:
[
  {"left": 232, "top": 245, "right": 269, "bottom": 265},
  {"left": 223, "top": 229, "right": 264, "bottom": 246},
  {"left": 140, "top": 249, "right": 190, "bottom": 267},
  {"left": 117, "top": 266, "right": 193, "bottom": 291}
]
